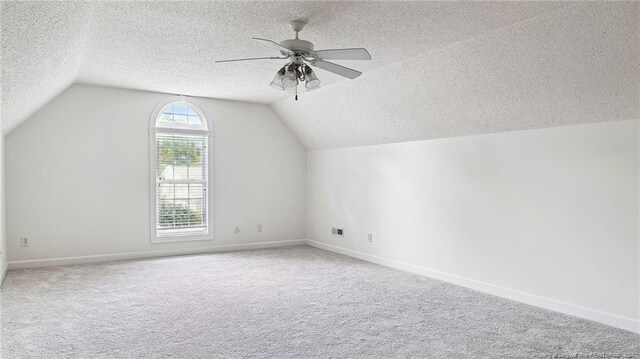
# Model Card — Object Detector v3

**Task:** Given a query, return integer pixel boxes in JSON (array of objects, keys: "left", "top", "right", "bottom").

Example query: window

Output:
[{"left": 150, "top": 98, "right": 213, "bottom": 243}]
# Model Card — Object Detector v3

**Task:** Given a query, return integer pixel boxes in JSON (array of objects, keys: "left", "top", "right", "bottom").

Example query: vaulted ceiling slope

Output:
[
  {"left": 1, "top": 1, "right": 93, "bottom": 133},
  {"left": 274, "top": 2, "right": 640, "bottom": 149},
  {"left": 2, "top": 1, "right": 565, "bottom": 134},
  {"left": 2, "top": 2, "right": 637, "bottom": 148}
]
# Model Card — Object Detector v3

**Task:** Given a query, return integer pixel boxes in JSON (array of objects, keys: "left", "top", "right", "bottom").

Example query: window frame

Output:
[{"left": 149, "top": 96, "right": 214, "bottom": 244}]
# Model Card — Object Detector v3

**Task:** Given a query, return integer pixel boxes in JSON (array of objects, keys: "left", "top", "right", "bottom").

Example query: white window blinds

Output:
[{"left": 155, "top": 134, "right": 208, "bottom": 237}]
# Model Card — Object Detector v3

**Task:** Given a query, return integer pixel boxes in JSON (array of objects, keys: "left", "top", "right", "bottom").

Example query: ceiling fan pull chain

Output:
[{"left": 295, "top": 85, "right": 298, "bottom": 101}]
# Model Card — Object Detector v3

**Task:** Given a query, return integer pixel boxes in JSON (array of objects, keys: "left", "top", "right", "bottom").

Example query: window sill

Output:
[{"left": 151, "top": 233, "right": 213, "bottom": 244}]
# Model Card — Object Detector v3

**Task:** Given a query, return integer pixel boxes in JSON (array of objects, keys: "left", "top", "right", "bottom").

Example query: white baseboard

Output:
[
  {"left": 6, "top": 239, "right": 306, "bottom": 270},
  {"left": 306, "top": 240, "right": 640, "bottom": 334}
]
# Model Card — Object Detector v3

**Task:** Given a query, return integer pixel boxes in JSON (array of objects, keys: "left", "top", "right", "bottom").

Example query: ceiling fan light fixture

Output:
[
  {"left": 284, "top": 85, "right": 297, "bottom": 94},
  {"left": 269, "top": 67, "right": 286, "bottom": 90},
  {"left": 282, "top": 65, "right": 298, "bottom": 88},
  {"left": 282, "top": 77, "right": 297, "bottom": 88},
  {"left": 304, "top": 66, "right": 321, "bottom": 89}
]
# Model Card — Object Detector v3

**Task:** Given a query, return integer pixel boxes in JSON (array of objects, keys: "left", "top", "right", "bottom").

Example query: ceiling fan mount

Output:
[
  {"left": 277, "top": 20, "right": 314, "bottom": 56},
  {"left": 216, "top": 20, "right": 372, "bottom": 99},
  {"left": 289, "top": 20, "right": 307, "bottom": 33}
]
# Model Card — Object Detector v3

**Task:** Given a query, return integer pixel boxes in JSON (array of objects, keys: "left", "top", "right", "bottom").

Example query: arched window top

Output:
[{"left": 156, "top": 101, "right": 208, "bottom": 131}]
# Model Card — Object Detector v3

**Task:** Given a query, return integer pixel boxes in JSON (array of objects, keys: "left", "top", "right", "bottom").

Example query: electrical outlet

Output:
[
  {"left": 234, "top": 226, "right": 241, "bottom": 234},
  {"left": 367, "top": 233, "right": 373, "bottom": 242},
  {"left": 20, "top": 237, "right": 30, "bottom": 247},
  {"left": 257, "top": 224, "right": 263, "bottom": 232},
  {"left": 331, "top": 227, "right": 344, "bottom": 237}
]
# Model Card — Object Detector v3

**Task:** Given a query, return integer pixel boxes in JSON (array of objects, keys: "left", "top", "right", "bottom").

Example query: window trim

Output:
[{"left": 149, "top": 96, "right": 214, "bottom": 244}]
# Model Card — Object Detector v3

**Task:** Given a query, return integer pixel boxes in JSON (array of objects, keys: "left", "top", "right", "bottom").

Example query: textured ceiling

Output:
[
  {"left": 2, "top": 2, "right": 636, "bottom": 149},
  {"left": 2, "top": 1, "right": 564, "bottom": 134},
  {"left": 1, "top": 1, "right": 93, "bottom": 133},
  {"left": 274, "top": 2, "right": 640, "bottom": 149},
  {"left": 77, "top": 1, "right": 563, "bottom": 102}
]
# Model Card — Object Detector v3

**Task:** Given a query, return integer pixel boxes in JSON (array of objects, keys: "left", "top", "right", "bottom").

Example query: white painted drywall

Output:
[
  {"left": 307, "top": 120, "right": 639, "bottom": 322},
  {"left": 5, "top": 84, "right": 306, "bottom": 262},
  {"left": 0, "top": 130, "right": 6, "bottom": 279}
]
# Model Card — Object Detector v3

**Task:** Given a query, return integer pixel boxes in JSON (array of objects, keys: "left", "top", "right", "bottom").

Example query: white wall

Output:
[
  {"left": 0, "top": 131, "right": 6, "bottom": 279},
  {"left": 5, "top": 84, "right": 306, "bottom": 262},
  {"left": 307, "top": 120, "right": 639, "bottom": 329}
]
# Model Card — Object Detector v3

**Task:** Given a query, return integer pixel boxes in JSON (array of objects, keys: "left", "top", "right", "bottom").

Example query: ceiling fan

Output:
[{"left": 216, "top": 20, "right": 371, "bottom": 100}]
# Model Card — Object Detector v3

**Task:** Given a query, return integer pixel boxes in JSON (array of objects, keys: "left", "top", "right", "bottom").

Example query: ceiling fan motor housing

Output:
[{"left": 280, "top": 39, "right": 314, "bottom": 54}]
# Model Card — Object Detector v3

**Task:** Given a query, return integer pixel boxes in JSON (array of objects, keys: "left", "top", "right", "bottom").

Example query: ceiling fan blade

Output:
[
  {"left": 310, "top": 60, "right": 362, "bottom": 79},
  {"left": 252, "top": 37, "right": 293, "bottom": 55},
  {"left": 215, "top": 56, "right": 286, "bottom": 63},
  {"left": 313, "top": 48, "right": 371, "bottom": 60}
]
